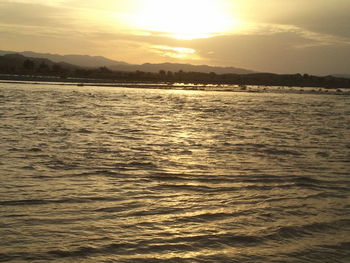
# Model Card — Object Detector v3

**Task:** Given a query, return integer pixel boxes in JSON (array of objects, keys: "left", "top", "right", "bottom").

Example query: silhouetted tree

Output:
[
  {"left": 37, "top": 62, "right": 50, "bottom": 74},
  {"left": 158, "top": 69, "right": 166, "bottom": 80},
  {"left": 166, "top": 71, "right": 173, "bottom": 79},
  {"left": 52, "top": 64, "right": 62, "bottom": 73},
  {"left": 22, "top": 59, "right": 35, "bottom": 71},
  {"left": 99, "top": 66, "right": 111, "bottom": 73}
]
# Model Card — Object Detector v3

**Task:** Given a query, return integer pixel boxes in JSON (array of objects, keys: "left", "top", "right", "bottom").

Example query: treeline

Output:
[{"left": 1, "top": 53, "right": 349, "bottom": 89}]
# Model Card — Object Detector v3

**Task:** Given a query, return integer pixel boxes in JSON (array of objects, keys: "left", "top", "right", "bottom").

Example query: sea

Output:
[{"left": 0, "top": 82, "right": 349, "bottom": 263}]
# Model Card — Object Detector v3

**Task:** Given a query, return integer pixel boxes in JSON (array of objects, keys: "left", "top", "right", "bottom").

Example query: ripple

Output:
[{"left": 1, "top": 83, "right": 349, "bottom": 263}]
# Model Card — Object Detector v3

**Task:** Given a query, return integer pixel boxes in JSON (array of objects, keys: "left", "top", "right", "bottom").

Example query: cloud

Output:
[
  {"left": 0, "top": 2, "right": 72, "bottom": 28},
  {"left": 0, "top": 0, "right": 349, "bottom": 75},
  {"left": 151, "top": 45, "right": 197, "bottom": 59},
  {"left": 187, "top": 32, "right": 350, "bottom": 75},
  {"left": 85, "top": 29, "right": 350, "bottom": 75},
  {"left": 235, "top": 0, "right": 350, "bottom": 38},
  {"left": 0, "top": 1, "right": 131, "bottom": 36}
]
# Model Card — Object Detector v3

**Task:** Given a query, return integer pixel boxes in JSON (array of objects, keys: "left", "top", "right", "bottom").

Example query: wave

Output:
[
  {"left": 1, "top": 84, "right": 350, "bottom": 263},
  {"left": 0, "top": 196, "right": 124, "bottom": 206}
]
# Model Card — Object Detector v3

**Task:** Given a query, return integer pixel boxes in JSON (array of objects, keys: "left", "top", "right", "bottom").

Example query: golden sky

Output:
[{"left": 0, "top": 0, "right": 349, "bottom": 75}]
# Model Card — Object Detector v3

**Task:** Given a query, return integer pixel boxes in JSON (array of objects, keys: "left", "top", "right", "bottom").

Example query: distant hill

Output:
[
  {"left": 0, "top": 50, "right": 255, "bottom": 74},
  {"left": 109, "top": 62, "right": 254, "bottom": 74},
  {"left": 331, "top": 74, "right": 350, "bottom": 79},
  {"left": 0, "top": 50, "right": 128, "bottom": 68},
  {"left": 1, "top": 53, "right": 350, "bottom": 89},
  {"left": 0, "top": 53, "right": 78, "bottom": 70}
]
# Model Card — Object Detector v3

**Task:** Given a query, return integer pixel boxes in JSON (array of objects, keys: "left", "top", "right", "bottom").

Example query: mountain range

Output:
[
  {"left": 1, "top": 50, "right": 349, "bottom": 78},
  {"left": 0, "top": 53, "right": 78, "bottom": 71},
  {"left": 1, "top": 52, "right": 349, "bottom": 89},
  {"left": 0, "top": 50, "right": 254, "bottom": 74}
]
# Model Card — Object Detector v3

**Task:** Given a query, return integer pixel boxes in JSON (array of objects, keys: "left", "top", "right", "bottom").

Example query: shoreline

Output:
[{"left": 0, "top": 76, "right": 349, "bottom": 96}]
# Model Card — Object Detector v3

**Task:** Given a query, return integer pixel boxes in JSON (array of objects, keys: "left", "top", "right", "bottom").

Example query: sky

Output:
[{"left": 0, "top": 0, "right": 349, "bottom": 75}]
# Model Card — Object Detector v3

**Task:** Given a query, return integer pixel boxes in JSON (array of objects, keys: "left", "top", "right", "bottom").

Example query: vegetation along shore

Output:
[{"left": 1, "top": 53, "right": 349, "bottom": 90}]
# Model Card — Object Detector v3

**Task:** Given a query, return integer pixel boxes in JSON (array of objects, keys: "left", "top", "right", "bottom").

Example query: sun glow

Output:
[
  {"left": 130, "top": 0, "right": 238, "bottom": 39},
  {"left": 153, "top": 45, "right": 196, "bottom": 59}
]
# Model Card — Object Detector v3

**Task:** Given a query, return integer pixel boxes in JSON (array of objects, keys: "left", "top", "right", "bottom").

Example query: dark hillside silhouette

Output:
[
  {"left": 109, "top": 62, "right": 255, "bottom": 75},
  {"left": 0, "top": 50, "right": 255, "bottom": 74},
  {"left": 0, "top": 53, "right": 349, "bottom": 89},
  {"left": 0, "top": 54, "right": 78, "bottom": 76}
]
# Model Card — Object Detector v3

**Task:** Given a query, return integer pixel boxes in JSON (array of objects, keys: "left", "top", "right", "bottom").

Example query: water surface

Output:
[{"left": 0, "top": 83, "right": 349, "bottom": 262}]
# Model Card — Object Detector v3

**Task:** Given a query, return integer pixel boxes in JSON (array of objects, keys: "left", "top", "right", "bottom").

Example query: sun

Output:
[{"left": 130, "top": 0, "right": 238, "bottom": 40}]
